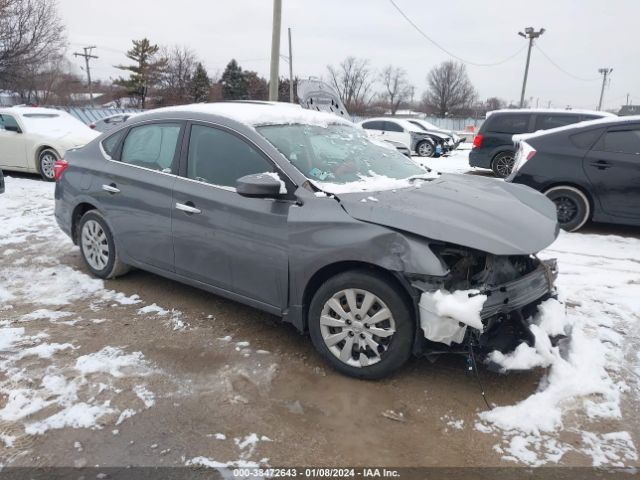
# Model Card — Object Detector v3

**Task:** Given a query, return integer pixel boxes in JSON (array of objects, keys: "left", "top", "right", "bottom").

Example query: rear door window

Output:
[
  {"left": 102, "top": 129, "right": 126, "bottom": 158},
  {"left": 487, "top": 114, "right": 529, "bottom": 134},
  {"left": 120, "top": 123, "right": 182, "bottom": 172},
  {"left": 601, "top": 128, "right": 640, "bottom": 155},
  {"left": 570, "top": 129, "right": 604, "bottom": 149},
  {"left": 534, "top": 114, "right": 581, "bottom": 131},
  {"left": 361, "top": 121, "right": 384, "bottom": 130},
  {"left": 383, "top": 121, "right": 404, "bottom": 132}
]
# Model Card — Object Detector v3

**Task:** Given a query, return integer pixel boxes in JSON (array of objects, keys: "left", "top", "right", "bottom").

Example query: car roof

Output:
[
  {"left": 515, "top": 114, "right": 640, "bottom": 142},
  {"left": 132, "top": 102, "right": 353, "bottom": 128},
  {"left": 359, "top": 117, "right": 422, "bottom": 131},
  {"left": 0, "top": 106, "right": 64, "bottom": 116},
  {"left": 487, "top": 108, "right": 615, "bottom": 118}
]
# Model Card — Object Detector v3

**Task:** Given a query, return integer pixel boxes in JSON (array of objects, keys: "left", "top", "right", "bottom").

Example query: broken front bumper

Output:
[{"left": 416, "top": 258, "right": 558, "bottom": 352}]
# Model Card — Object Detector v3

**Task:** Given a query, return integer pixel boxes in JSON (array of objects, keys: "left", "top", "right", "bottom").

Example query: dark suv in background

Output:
[{"left": 470, "top": 109, "right": 613, "bottom": 177}]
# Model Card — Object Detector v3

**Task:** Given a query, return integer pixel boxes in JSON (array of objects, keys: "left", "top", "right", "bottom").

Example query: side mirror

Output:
[
  {"left": 236, "top": 173, "right": 284, "bottom": 198},
  {"left": 4, "top": 125, "right": 21, "bottom": 133}
]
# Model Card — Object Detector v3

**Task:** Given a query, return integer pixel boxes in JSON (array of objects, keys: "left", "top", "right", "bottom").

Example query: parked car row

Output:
[
  {"left": 359, "top": 117, "right": 460, "bottom": 158},
  {"left": 470, "top": 108, "right": 614, "bottom": 178}
]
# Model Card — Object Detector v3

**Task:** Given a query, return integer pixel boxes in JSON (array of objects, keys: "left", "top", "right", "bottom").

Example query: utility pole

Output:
[
  {"left": 597, "top": 68, "right": 613, "bottom": 111},
  {"left": 288, "top": 27, "right": 294, "bottom": 103},
  {"left": 269, "top": 0, "right": 282, "bottom": 101},
  {"left": 626, "top": 93, "right": 630, "bottom": 106},
  {"left": 73, "top": 46, "right": 98, "bottom": 107},
  {"left": 517, "top": 27, "right": 545, "bottom": 108}
]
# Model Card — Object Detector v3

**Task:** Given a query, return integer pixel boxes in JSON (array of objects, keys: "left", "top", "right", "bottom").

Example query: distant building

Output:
[
  {"left": 619, "top": 105, "right": 640, "bottom": 116},
  {"left": 0, "top": 90, "right": 20, "bottom": 107}
]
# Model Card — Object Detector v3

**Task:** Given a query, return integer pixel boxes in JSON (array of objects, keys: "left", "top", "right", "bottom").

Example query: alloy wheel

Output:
[
  {"left": 40, "top": 152, "right": 57, "bottom": 180},
  {"left": 81, "top": 220, "right": 110, "bottom": 271},
  {"left": 553, "top": 196, "right": 578, "bottom": 224},
  {"left": 319, "top": 289, "right": 396, "bottom": 368},
  {"left": 494, "top": 155, "right": 514, "bottom": 177},
  {"left": 418, "top": 142, "right": 434, "bottom": 157}
]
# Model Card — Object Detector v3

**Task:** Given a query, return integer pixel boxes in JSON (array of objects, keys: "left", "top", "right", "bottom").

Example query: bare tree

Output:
[
  {"left": 423, "top": 61, "right": 477, "bottom": 117},
  {"left": 159, "top": 45, "right": 197, "bottom": 105},
  {"left": 485, "top": 96, "right": 507, "bottom": 112},
  {"left": 0, "top": 0, "right": 66, "bottom": 90},
  {"left": 327, "top": 56, "right": 375, "bottom": 115},
  {"left": 379, "top": 65, "right": 413, "bottom": 115}
]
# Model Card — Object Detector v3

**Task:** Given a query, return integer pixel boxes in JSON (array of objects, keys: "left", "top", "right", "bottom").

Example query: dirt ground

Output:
[{"left": 1, "top": 174, "right": 639, "bottom": 478}]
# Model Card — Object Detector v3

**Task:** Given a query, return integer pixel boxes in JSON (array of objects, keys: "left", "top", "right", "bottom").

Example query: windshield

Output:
[
  {"left": 21, "top": 112, "right": 92, "bottom": 136},
  {"left": 257, "top": 123, "right": 426, "bottom": 192}
]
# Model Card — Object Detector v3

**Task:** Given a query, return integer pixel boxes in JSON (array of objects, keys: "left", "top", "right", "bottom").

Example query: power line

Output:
[
  {"left": 73, "top": 46, "right": 98, "bottom": 107},
  {"left": 388, "top": 0, "right": 526, "bottom": 67},
  {"left": 534, "top": 45, "right": 600, "bottom": 82}
]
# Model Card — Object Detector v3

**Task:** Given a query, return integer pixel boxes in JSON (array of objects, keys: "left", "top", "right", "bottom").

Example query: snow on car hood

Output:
[
  {"left": 55, "top": 131, "right": 100, "bottom": 148},
  {"left": 337, "top": 173, "right": 559, "bottom": 255}
]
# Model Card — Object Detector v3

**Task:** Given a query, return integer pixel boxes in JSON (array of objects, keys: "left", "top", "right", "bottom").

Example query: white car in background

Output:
[
  {"left": 0, "top": 107, "right": 99, "bottom": 181},
  {"left": 359, "top": 117, "right": 452, "bottom": 157},
  {"left": 406, "top": 118, "right": 462, "bottom": 149}
]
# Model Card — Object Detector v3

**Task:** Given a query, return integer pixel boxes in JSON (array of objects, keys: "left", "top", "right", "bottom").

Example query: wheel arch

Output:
[
  {"left": 71, "top": 202, "right": 99, "bottom": 244},
  {"left": 300, "top": 261, "right": 417, "bottom": 333},
  {"left": 543, "top": 182, "right": 595, "bottom": 214},
  {"left": 34, "top": 145, "right": 61, "bottom": 174}
]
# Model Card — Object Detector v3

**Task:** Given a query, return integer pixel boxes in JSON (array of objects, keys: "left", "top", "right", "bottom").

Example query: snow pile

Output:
[
  {"left": 476, "top": 231, "right": 640, "bottom": 467},
  {"left": 419, "top": 289, "right": 486, "bottom": 345},
  {"left": 186, "top": 432, "right": 272, "bottom": 473},
  {"left": 75, "top": 346, "right": 151, "bottom": 378}
]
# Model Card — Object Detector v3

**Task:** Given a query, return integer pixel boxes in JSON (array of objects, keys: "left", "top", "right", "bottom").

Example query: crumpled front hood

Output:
[{"left": 337, "top": 174, "right": 559, "bottom": 255}]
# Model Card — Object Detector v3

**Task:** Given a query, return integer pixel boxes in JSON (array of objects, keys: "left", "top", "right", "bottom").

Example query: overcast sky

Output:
[{"left": 57, "top": 0, "right": 638, "bottom": 111}]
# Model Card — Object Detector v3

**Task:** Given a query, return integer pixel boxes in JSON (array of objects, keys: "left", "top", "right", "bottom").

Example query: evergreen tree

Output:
[
  {"left": 221, "top": 59, "right": 248, "bottom": 100},
  {"left": 114, "top": 38, "right": 167, "bottom": 109},
  {"left": 190, "top": 62, "right": 210, "bottom": 103}
]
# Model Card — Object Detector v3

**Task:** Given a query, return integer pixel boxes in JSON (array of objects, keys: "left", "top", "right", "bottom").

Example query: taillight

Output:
[
  {"left": 89, "top": 123, "right": 96, "bottom": 129},
  {"left": 53, "top": 159, "right": 69, "bottom": 182},
  {"left": 511, "top": 142, "right": 536, "bottom": 175},
  {"left": 472, "top": 133, "right": 483, "bottom": 149}
]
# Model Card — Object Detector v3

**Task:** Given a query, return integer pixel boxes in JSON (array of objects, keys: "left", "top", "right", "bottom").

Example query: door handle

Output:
[
  {"left": 102, "top": 184, "right": 120, "bottom": 194},
  {"left": 590, "top": 160, "right": 611, "bottom": 170},
  {"left": 175, "top": 202, "right": 201, "bottom": 214}
]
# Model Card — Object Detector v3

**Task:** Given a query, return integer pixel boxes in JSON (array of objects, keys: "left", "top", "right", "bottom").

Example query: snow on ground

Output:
[
  {"left": 476, "top": 231, "right": 640, "bottom": 466},
  {"left": 0, "top": 178, "right": 169, "bottom": 452},
  {"left": 412, "top": 143, "right": 478, "bottom": 175},
  {"left": 1, "top": 174, "right": 639, "bottom": 468}
]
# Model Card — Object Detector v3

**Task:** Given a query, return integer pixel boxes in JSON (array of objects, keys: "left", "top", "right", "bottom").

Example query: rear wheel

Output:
[
  {"left": 308, "top": 271, "right": 414, "bottom": 379},
  {"left": 78, "top": 210, "right": 130, "bottom": 279},
  {"left": 38, "top": 149, "right": 58, "bottom": 181},
  {"left": 491, "top": 151, "right": 515, "bottom": 178},
  {"left": 416, "top": 140, "right": 434, "bottom": 157},
  {"left": 545, "top": 186, "right": 591, "bottom": 232}
]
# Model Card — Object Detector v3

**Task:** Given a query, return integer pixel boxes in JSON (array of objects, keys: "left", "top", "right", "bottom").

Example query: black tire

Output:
[
  {"left": 491, "top": 151, "right": 515, "bottom": 178},
  {"left": 38, "top": 148, "right": 59, "bottom": 182},
  {"left": 416, "top": 140, "right": 435, "bottom": 157},
  {"left": 545, "top": 186, "right": 591, "bottom": 232},
  {"left": 308, "top": 270, "right": 414, "bottom": 379},
  {"left": 77, "top": 210, "right": 130, "bottom": 279}
]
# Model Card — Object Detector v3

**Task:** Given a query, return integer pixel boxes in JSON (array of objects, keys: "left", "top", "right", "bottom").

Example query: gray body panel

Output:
[{"left": 337, "top": 174, "right": 559, "bottom": 256}]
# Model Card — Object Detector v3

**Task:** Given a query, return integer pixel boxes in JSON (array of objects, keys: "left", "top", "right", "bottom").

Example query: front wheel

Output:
[
  {"left": 416, "top": 140, "right": 435, "bottom": 157},
  {"left": 38, "top": 149, "right": 59, "bottom": 181},
  {"left": 491, "top": 151, "right": 515, "bottom": 178},
  {"left": 545, "top": 186, "right": 591, "bottom": 232},
  {"left": 308, "top": 271, "right": 414, "bottom": 379},
  {"left": 78, "top": 210, "right": 130, "bottom": 279}
]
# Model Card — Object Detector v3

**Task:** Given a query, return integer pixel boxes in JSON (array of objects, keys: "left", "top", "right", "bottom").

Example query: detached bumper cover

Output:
[{"left": 479, "top": 258, "right": 557, "bottom": 319}]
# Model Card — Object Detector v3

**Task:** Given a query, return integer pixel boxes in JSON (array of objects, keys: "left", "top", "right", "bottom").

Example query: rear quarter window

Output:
[
  {"left": 486, "top": 114, "right": 529, "bottom": 134},
  {"left": 101, "top": 129, "right": 126, "bottom": 158},
  {"left": 569, "top": 128, "right": 604, "bottom": 149}
]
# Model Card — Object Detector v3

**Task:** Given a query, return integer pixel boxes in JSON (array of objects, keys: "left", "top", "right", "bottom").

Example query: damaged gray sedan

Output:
[{"left": 54, "top": 102, "right": 560, "bottom": 379}]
